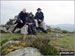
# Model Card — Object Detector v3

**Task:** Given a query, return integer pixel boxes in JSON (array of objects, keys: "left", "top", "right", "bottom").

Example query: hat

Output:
[
  {"left": 37, "top": 8, "right": 41, "bottom": 10},
  {"left": 29, "top": 12, "right": 33, "bottom": 15},
  {"left": 29, "top": 12, "right": 34, "bottom": 16}
]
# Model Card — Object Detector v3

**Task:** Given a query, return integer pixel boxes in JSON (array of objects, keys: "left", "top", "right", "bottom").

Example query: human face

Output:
[
  {"left": 23, "top": 8, "right": 26, "bottom": 13},
  {"left": 37, "top": 10, "right": 41, "bottom": 13},
  {"left": 29, "top": 14, "right": 32, "bottom": 17}
]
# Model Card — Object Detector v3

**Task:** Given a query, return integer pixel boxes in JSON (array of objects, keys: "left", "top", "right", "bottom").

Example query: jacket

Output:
[
  {"left": 26, "top": 17, "right": 36, "bottom": 26},
  {"left": 17, "top": 11, "right": 28, "bottom": 24},
  {"left": 35, "top": 12, "right": 44, "bottom": 21}
]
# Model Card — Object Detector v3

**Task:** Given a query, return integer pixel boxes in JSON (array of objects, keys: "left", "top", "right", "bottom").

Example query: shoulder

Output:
[
  {"left": 18, "top": 11, "right": 22, "bottom": 16},
  {"left": 26, "top": 17, "right": 30, "bottom": 21},
  {"left": 26, "top": 12, "right": 29, "bottom": 14},
  {"left": 41, "top": 12, "right": 43, "bottom": 14},
  {"left": 19, "top": 11, "right": 23, "bottom": 15},
  {"left": 36, "top": 12, "right": 38, "bottom": 14},
  {"left": 26, "top": 12, "right": 29, "bottom": 15},
  {"left": 20, "top": 11, "right": 23, "bottom": 13},
  {"left": 26, "top": 17, "right": 29, "bottom": 19}
]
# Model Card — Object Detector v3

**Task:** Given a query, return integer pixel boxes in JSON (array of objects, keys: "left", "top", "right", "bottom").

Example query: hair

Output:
[
  {"left": 23, "top": 8, "right": 26, "bottom": 11},
  {"left": 29, "top": 13, "right": 34, "bottom": 18}
]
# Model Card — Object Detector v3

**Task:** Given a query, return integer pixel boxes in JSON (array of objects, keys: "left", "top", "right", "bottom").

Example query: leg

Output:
[
  {"left": 41, "top": 21, "right": 47, "bottom": 31},
  {"left": 12, "top": 26, "right": 17, "bottom": 33},
  {"left": 34, "top": 19, "right": 38, "bottom": 28},
  {"left": 31, "top": 25, "right": 36, "bottom": 35},
  {"left": 34, "top": 19, "right": 39, "bottom": 31},
  {"left": 39, "top": 21, "right": 47, "bottom": 33},
  {"left": 28, "top": 25, "right": 32, "bottom": 35}
]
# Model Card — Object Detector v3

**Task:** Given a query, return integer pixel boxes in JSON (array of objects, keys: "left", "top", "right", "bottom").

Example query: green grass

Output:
[
  {"left": 1, "top": 32, "right": 74, "bottom": 55},
  {"left": 1, "top": 32, "right": 58, "bottom": 55},
  {"left": 50, "top": 35, "right": 74, "bottom": 51},
  {"left": 0, "top": 33, "right": 23, "bottom": 46}
]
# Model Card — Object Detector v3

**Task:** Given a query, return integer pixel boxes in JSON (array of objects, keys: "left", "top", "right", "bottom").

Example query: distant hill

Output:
[{"left": 50, "top": 24, "right": 74, "bottom": 32}]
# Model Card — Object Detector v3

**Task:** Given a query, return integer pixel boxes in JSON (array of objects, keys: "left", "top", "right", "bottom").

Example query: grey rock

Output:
[
  {"left": 5, "top": 47, "right": 42, "bottom": 56},
  {"left": 2, "top": 41, "right": 20, "bottom": 46},
  {"left": 56, "top": 38, "right": 62, "bottom": 40},
  {"left": 56, "top": 33, "right": 64, "bottom": 37},
  {"left": 21, "top": 25, "right": 28, "bottom": 35}
]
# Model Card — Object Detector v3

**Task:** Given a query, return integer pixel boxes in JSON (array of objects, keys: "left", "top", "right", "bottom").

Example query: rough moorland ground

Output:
[{"left": 1, "top": 31, "right": 74, "bottom": 56}]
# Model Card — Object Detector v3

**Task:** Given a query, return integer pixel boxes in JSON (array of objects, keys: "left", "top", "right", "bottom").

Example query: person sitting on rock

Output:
[
  {"left": 26, "top": 12, "right": 36, "bottom": 35},
  {"left": 35, "top": 8, "right": 47, "bottom": 33},
  {"left": 12, "top": 8, "right": 28, "bottom": 33}
]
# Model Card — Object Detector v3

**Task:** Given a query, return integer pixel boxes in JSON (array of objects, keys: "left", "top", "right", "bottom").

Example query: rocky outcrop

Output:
[
  {"left": 2, "top": 40, "right": 20, "bottom": 47},
  {"left": 5, "top": 47, "right": 42, "bottom": 56}
]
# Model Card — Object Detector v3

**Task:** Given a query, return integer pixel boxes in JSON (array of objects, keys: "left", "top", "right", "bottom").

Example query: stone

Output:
[
  {"left": 14, "top": 29, "right": 20, "bottom": 32},
  {"left": 56, "top": 38, "right": 62, "bottom": 40},
  {"left": 5, "top": 47, "right": 42, "bottom": 56},
  {"left": 56, "top": 33, "right": 64, "bottom": 37},
  {"left": 2, "top": 41, "right": 20, "bottom": 46},
  {"left": 21, "top": 25, "right": 28, "bottom": 35}
]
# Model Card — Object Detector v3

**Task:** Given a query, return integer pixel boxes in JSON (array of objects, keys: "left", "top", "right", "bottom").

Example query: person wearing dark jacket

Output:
[
  {"left": 35, "top": 11, "right": 44, "bottom": 22},
  {"left": 35, "top": 8, "right": 47, "bottom": 33},
  {"left": 12, "top": 8, "right": 28, "bottom": 32},
  {"left": 26, "top": 12, "right": 36, "bottom": 35}
]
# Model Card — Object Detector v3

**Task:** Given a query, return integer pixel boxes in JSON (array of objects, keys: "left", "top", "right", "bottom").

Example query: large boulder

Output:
[
  {"left": 5, "top": 47, "right": 42, "bottom": 56},
  {"left": 21, "top": 25, "right": 28, "bottom": 35}
]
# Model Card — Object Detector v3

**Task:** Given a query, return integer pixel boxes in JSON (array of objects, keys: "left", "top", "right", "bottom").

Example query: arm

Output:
[
  {"left": 26, "top": 17, "right": 33, "bottom": 25},
  {"left": 25, "top": 13, "right": 29, "bottom": 22},
  {"left": 40, "top": 12, "right": 44, "bottom": 21},
  {"left": 14, "top": 12, "right": 22, "bottom": 24},
  {"left": 25, "top": 17, "right": 29, "bottom": 25},
  {"left": 33, "top": 19, "right": 36, "bottom": 26},
  {"left": 17, "top": 11, "right": 23, "bottom": 23},
  {"left": 17, "top": 12, "right": 22, "bottom": 21},
  {"left": 35, "top": 13, "right": 38, "bottom": 20},
  {"left": 26, "top": 12, "right": 29, "bottom": 17}
]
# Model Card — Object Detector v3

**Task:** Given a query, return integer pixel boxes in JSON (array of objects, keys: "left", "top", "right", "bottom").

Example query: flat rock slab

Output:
[
  {"left": 5, "top": 47, "right": 42, "bottom": 56},
  {"left": 3, "top": 41, "right": 20, "bottom": 46}
]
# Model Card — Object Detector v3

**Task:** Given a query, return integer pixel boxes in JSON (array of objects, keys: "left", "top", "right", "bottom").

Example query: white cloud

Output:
[{"left": 1, "top": 1, "right": 74, "bottom": 25}]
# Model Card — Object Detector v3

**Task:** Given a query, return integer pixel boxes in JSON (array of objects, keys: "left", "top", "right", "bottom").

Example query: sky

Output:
[{"left": 1, "top": 1, "right": 74, "bottom": 25}]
